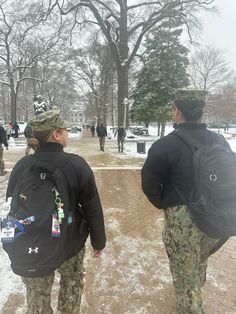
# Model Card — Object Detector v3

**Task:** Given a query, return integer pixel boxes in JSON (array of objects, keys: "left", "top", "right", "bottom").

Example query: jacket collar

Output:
[
  {"left": 174, "top": 122, "right": 207, "bottom": 130},
  {"left": 36, "top": 142, "right": 64, "bottom": 152}
]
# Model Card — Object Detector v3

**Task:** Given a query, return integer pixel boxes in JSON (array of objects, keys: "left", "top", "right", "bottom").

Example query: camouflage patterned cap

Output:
[
  {"left": 30, "top": 109, "right": 71, "bottom": 132},
  {"left": 175, "top": 88, "right": 208, "bottom": 102}
]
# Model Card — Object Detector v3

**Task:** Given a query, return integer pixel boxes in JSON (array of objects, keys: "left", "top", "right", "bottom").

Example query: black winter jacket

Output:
[
  {"left": 7, "top": 142, "right": 106, "bottom": 254},
  {"left": 141, "top": 123, "right": 230, "bottom": 209},
  {"left": 97, "top": 125, "right": 107, "bottom": 137},
  {"left": 0, "top": 125, "right": 8, "bottom": 147}
]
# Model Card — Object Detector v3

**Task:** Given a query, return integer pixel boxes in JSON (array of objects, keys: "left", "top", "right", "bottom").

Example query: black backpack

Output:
[
  {"left": 1, "top": 155, "right": 80, "bottom": 277},
  {"left": 173, "top": 129, "right": 236, "bottom": 239}
]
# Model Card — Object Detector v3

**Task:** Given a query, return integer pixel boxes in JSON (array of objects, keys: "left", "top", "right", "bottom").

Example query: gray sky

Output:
[{"left": 199, "top": 0, "right": 236, "bottom": 73}]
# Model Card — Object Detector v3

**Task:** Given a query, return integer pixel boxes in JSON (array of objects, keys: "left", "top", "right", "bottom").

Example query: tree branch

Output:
[
  {"left": 128, "top": 1, "right": 162, "bottom": 11},
  {"left": 17, "top": 77, "right": 42, "bottom": 84},
  {"left": 0, "top": 80, "right": 10, "bottom": 87}
]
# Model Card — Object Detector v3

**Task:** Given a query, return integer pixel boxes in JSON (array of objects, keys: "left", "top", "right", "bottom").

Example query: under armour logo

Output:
[
  {"left": 40, "top": 173, "right": 46, "bottom": 180},
  {"left": 28, "top": 247, "right": 39, "bottom": 254}
]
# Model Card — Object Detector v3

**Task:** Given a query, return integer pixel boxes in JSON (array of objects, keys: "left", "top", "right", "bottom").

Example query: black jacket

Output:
[
  {"left": 97, "top": 125, "right": 107, "bottom": 137},
  {"left": 7, "top": 142, "right": 106, "bottom": 253},
  {"left": 0, "top": 125, "right": 8, "bottom": 147},
  {"left": 24, "top": 124, "right": 33, "bottom": 138},
  {"left": 141, "top": 123, "right": 230, "bottom": 209}
]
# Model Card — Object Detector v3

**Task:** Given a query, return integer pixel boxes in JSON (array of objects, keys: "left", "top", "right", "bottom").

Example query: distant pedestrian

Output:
[
  {"left": 141, "top": 89, "right": 230, "bottom": 314},
  {"left": 13, "top": 122, "right": 20, "bottom": 138},
  {"left": 5, "top": 109, "right": 106, "bottom": 313},
  {"left": 6, "top": 122, "right": 12, "bottom": 140},
  {"left": 0, "top": 123, "right": 9, "bottom": 176},
  {"left": 115, "top": 124, "right": 126, "bottom": 152},
  {"left": 24, "top": 123, "right": 38, "bottom": 155},
  {"left": 90, "top": 125, "right": 95, "bottom": 137},
  {"left": 96, "top": 123, "right": 107, "bottom": 151}
]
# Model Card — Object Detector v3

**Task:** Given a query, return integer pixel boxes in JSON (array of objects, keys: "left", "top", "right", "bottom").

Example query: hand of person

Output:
[{"left": 93, "top": 249, "right": 103, "bottom": 258}]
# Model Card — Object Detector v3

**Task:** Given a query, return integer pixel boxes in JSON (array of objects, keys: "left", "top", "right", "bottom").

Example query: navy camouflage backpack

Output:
[{"left": 173, "top": 129, "right": 236, "bottom": 239}]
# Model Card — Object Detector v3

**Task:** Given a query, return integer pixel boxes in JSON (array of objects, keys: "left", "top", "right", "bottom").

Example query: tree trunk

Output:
[
  {"left": 1, "top": 87, "right": 7, "bottom": 121},
  {"left": 157, "top": 121, "right": 161, "bottom": 136},
  {"left": 10, "top": 88, "right": 17, "bottom": 124},
  {"left": 160, "top": 121, "right": 166, "bottom": 137},
  {"left": 117, "top": 65, "right": 129, "bottom": 127}
]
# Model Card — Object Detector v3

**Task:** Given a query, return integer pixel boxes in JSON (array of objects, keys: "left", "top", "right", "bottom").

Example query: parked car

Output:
[{"left": 130, "top": 127, "right": 149, "bottom": 136}]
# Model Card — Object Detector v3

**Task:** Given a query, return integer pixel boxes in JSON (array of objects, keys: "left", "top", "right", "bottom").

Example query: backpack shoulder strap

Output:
[{"left": 171, "top": 129, "right": 202, "bottom": 152}]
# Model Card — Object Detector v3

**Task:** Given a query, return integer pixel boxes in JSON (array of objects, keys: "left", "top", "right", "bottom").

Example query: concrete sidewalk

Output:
[{"left": 1, "top": 131, "right": 236, "bottom": 313}]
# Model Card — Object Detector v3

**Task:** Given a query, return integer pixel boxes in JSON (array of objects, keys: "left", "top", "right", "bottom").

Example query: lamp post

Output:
[{"left": 123, "top": 97, "right": 129, "bottom": 129}]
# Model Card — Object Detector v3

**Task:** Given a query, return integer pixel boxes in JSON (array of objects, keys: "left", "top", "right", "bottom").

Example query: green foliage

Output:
[{"left": 131, "top": 23, "right": 189, "bottom": 125}]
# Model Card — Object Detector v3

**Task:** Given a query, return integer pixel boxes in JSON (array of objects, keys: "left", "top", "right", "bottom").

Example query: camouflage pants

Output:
[
  {"left": 99, "top": 136, "right": 105, "bottom": 150},
  {"left": 117, "top": 136, "right": 125, "bottom": 152},
  {"left": 21, "top": 247, "right": 85, "bottom": 314},
  {"left": 163, "top": 205, "right": 221, "bottom": 314}
]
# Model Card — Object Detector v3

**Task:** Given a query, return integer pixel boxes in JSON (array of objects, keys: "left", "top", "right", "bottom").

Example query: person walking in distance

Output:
[
  {"left": 96, "top": 123, "right": 107, "bottom": 151},
  {"left": 115, "top": 124, "right": 126, "bottom": 152},
  {"left": 141, "top": 89, "right": 230, "bottom": 314},
  {"left": 13, "top": 122, "right": 20, "bottom": 138},
  {"left": 90, "top": 124, "right": 95, "bottom": 137},
  {"left": 0, "top": 123, "right": 9, "bottom": 175},
  {"left": 24, "top": 122, "right": 39, "bottom": 155},
  {"left": 6, "top": 109, "right": 106, "bottom": 314}
]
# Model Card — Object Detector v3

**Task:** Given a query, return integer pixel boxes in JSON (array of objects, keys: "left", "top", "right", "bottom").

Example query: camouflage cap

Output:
[
  {"left": 30, "top": 109, "right": 71, "bottom": 132},
  {"left": 175, "top": 88, "right": 208, "bottom": 102}
]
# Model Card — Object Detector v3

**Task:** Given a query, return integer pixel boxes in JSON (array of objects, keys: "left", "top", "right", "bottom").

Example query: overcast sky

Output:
[{"left": 198, "top": 0, "right": 236, "bottom": 73}]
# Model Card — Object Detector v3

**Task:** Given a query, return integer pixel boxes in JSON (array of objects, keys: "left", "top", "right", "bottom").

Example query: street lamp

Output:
[{"left": 123, "top": 97, "right": 129, "bottom": 129}]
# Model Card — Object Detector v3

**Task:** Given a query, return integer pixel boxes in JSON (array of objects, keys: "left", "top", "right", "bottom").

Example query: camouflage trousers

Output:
[
  {"left": 0, "top": 145, "right": 5, "bottom": 175},
  {"left": 99, "top": 136, "right": 105, "bottom": 150},
  {"left": 117, "top": 136, "right": 125, "bottom": 152},
  {"left": 163, "top": 205, "right": 221, "bottom": 314},
  {"left": 21, "top": 247, "right": 85, "bottom": 314}
]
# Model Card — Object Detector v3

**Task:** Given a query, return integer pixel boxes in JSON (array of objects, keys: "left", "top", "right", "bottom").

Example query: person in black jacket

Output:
[
  {"left": 115, "top": 124, "right": 126, "bottom": 152},
  {"left": 141, "top": 89, "right": 229, "bottom": 314},
  {"left": 24, "top": 122, "right": 35, "bottom": 155},
  {"left": 6, "top": 109, "right": 106, "bottom": 314},
  {"left": 13, "top": 122, "right": 20, "bottom": 138},
  {"left": 96, "top": 123, "right": 107, "bottom": 151},
  {"left": 0, "top": 124, "right": 9, "bottom": 175}
]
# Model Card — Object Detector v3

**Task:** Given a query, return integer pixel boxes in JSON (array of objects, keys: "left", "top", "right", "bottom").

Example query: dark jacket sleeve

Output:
[
  {"left": 71, "top": 157, "right": 106, "bottom": 251},
  {"left": 141, "top": 139, "right": 170, "bottom": 209}
]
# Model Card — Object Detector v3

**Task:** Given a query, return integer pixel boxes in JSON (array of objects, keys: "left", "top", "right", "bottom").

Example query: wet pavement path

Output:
[{"left": 1, "top": 131, "right": 236, "bottom": 313}]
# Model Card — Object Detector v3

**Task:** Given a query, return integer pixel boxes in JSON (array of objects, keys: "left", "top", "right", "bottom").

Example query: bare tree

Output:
[
  {"left": 188, "top": 46, "right": 234, "bottom": 91},
  {"left": 0, "top": 0, "right": 65, "bottom": 123},
  {"left": 50, "top": 0, "right": 215, "bottom": 126},
  {"left": 69, "top": 39, "right": 116, "bottom": 124}
]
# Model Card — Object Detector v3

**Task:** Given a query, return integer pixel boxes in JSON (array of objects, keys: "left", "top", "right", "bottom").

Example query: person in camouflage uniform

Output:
[
  {"left": 6, "top": 109, "right": 106, "bottom": 314},
  {"left": 96, "top": 123, "right": 107, "bottom": 151},
  {"left": 0, "top": 123, "right": 8, "bottom": 175},
  {"left": 115, "top": 124, "right": 126, "bottom": 152},
  {"left": 21, "top": 248, "right": 85, "bottom": 314},
  {"left": 141, "top": 89, "right": 229, "bottom": 313}
]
